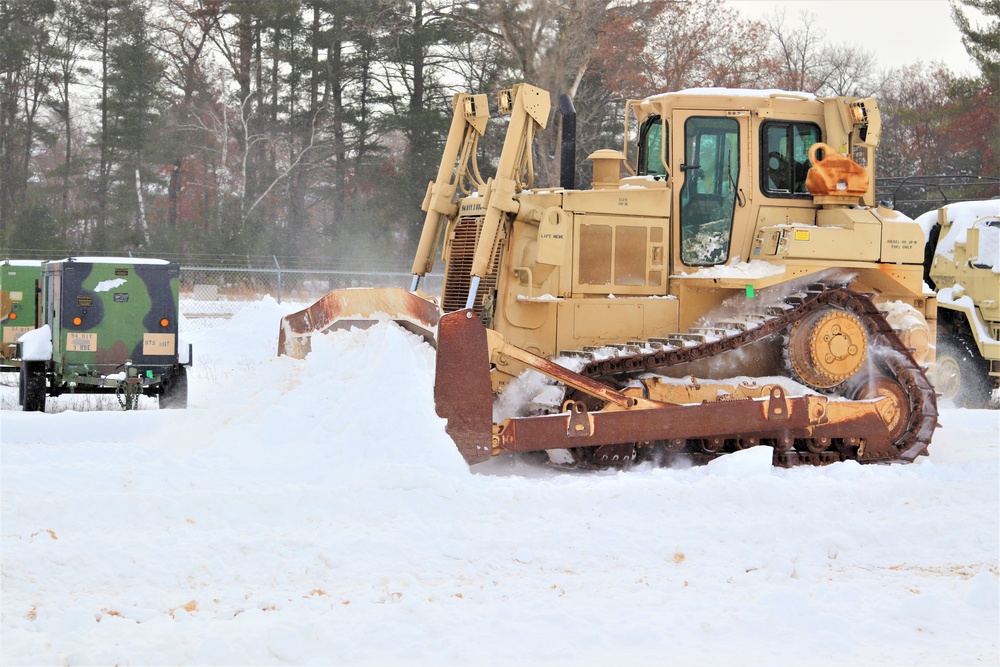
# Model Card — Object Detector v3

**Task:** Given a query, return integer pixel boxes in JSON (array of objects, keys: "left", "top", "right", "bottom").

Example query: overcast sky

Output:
[{"left": 730, "top": 0, "right": 978, "bottom": 75}]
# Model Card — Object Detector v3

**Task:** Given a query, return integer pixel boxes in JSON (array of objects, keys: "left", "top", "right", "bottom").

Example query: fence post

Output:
[{"left": 273, "top": 255, "right": 282, "bottom": 304}]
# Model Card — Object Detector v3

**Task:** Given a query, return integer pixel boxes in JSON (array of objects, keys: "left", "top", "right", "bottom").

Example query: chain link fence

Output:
[{"left": 179, "top": 266, "right": 445, "bottom": 328}]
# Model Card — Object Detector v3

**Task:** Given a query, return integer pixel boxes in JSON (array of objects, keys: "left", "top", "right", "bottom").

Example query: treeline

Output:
[{"left": 0, "top": 0, "right": 997, "bottom": 267}]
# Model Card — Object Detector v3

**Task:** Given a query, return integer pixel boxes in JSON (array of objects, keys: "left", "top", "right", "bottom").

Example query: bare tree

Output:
[
  {"left": 765, "top": 9, "right": 829, "bottom": 91},
  {"left": 647, "top": 0, "right": 775, "bottom": 91},
  {"left": 821, "top": 43, "right": 885, "bottom": 97},
  {"left": 764, "top": 9, "right": 882, "bottom": 96},
  {"left": 471, "top": 0, "right": 640, "bottom": 184}
]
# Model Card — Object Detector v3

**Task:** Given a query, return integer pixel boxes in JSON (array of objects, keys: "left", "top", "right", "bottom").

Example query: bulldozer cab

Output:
[{"left": 628, "top": 91, "right": 879, "bottom": 275}]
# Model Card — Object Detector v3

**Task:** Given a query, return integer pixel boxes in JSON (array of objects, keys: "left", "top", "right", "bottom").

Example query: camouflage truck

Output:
[
  {"left": 1, "top": 260, "right": 42, "bottom": 368},
  {"left": 918, "top": 200, "right": 1000, "bottom": 407},
  {"left": 17, "top": 257, "right": 191, "bottom": 411}
]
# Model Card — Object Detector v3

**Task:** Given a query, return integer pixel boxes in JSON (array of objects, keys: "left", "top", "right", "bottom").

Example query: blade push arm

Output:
[
  {"left": 410, "top": 92, "right": 489, "bottom": 286},
  {"left": 465, "top": 84, "right": 551, "bottom": 309}
]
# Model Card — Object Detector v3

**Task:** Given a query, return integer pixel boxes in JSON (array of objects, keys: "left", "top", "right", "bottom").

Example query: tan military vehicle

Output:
[
  {"left": 919, "top": 200, "right": 1000, "bottom": 407},
  {"left": 280, "top": 84, "right": 938, "bottom": 469}
]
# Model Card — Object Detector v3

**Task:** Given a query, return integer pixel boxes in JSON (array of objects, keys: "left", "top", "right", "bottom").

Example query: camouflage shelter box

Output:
[
  {"left": 1, "top": 260, "right": 43, "bottom": 365},
  {"left": 18, "top": 257, "right": 190, "bottom": 411},
  {"left": 44, "top": 258, "right": 181, "bottom": 371}
]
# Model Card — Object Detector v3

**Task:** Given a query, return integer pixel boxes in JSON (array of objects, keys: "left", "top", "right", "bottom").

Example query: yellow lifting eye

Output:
[
  {"left": 73, "top": 316, "right": 82, "bottom": 326},
  {"left": 160, "top": 318, "right": 170, "bottom": 327}
]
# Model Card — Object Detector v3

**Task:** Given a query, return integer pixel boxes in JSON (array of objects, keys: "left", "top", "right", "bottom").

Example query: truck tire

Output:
[
  {"left": 935, "top": 335, "right": 991, "bottom": 408},
  {"left": 160, "top": 366, "right": 188, "bottom": 409},
  {"left": 20, "top": 361, "right": 46, "bottom": 412}
]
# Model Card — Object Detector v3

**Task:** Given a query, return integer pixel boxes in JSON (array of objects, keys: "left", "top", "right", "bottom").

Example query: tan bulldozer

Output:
[{"left": 280, "top": 84, "right": 938, "bottom": 469}]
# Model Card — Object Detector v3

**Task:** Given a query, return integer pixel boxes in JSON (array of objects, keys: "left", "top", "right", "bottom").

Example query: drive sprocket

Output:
[{"left": 787, "top": 308, "right": 868, "bottom": 390}]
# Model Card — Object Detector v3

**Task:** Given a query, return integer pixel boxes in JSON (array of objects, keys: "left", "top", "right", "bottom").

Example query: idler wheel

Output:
[
  {"left": 848, "top": 373, "right": 911, "bottom": 444},
  {"left": 788, "top": 308, "right": 867, "bottom": 389}
]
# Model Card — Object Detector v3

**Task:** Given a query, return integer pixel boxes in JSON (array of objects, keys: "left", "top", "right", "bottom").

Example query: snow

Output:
[
  {"left": 516, "top": 293, "right": 563, "bottom": 301},
  {"left": 93, "top": 278, "right": 127, "bottom": 293},
  {"left": 649, "top": 88, "right": 817, "bottom": 101},
  {"left": 914, "top": 199, "right": 1000, "bottom": 238},
  {"left": 2, "top": 296, "right": 998, "bottom": 666},
  {"left": 979, "top": 222, "right": 999, "bottom": 271},
  {"left": 178, "top": 336, "right": 191, "bottom": 364},
  {"left": 938, "top": 287, "right": 1000, "bottom": 345},
  {"left": 45, "top": 257, "right": 171, "bottom": 265},
  {"left": 915, "top": 199, "right": 1000, "bottom": 264},
  {"left": 879, "top": 300, "right": 926, "bottom": 333},
  {"left": 17, "top": 324, "right": 51, "bottom": 361},
  {"left": 675, "top": 259, "right": 785, "bottom": 280},
  {"left": 1, "top": 260, "right": 43, "bottom": 267}
]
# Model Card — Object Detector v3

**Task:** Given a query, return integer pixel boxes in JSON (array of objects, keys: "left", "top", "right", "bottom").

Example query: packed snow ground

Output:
[{"left": 1, "top": 297, "right": 997, "bottom": 666}]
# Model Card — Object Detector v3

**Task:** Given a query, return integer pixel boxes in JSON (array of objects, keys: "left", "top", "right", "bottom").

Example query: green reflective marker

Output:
[
  {"left": 146, "top": 370, "right": 154, "bottom": 379},
  {"left": 745, "top": 284, "right": 755, "bottom": 299}
]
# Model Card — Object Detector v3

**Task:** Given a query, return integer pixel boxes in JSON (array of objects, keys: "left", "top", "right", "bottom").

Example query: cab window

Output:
[
  {"left": 637, "top": 115, "right": 668, "bottom": 177},
  {"left": 761, "top": 121, "right": 820, "bottom": 197}
]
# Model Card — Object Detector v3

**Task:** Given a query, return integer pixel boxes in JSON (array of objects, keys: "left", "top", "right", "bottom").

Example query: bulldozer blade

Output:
[
  {"left": 491, "top": 392, "right": 892, "bottom": 456},
  {"left": 433, "top": 308, "right": 898, "bottom": 466},
  {"left": 277, "top": 288, "right": 441, "bottom": 358},
  {"left": 435, "top": 309, "right": 495, "bottom": 465}
]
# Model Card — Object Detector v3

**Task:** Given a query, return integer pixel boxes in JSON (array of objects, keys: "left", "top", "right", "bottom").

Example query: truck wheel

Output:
[
  {"left": 935, "top": 336, "right": 990, "bottom": 408},
  {"left": 160, "top": 366, "right": 188, "bottom": 409},
  {"left": 20, "top": 361, "right": 46, "bottom": 412}
]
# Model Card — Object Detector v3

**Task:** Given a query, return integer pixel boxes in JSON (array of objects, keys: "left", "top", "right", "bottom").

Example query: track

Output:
[{"left": 558, "top": 283, "right": 938, "bottom": 467}]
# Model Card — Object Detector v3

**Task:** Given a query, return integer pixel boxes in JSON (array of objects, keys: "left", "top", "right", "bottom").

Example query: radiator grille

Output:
[{"left": 442, "top": 215, "right": 502, "bottom": 325}]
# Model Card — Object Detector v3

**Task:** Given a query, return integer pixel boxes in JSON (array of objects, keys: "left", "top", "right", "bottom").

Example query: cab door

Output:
[{"left": 675, "top": 115, "right": 744, "bottom": 268}]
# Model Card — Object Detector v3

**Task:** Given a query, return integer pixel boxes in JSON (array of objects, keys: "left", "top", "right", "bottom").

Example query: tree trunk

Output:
[{"left": 96, "top": 5, "right": 110, "bottom": 249}]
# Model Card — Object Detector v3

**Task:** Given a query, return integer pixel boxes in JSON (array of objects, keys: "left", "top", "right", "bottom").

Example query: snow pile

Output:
[
  {"left": 1, "top": 297, "right": 998, "bottom": 666},
  {"left": 17, "top": 324, "right": 51, "bottom": 361},
  {"left": 915, "top": 199, "right": 1000, "bottom": 264}
]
